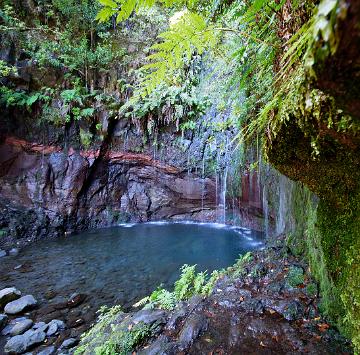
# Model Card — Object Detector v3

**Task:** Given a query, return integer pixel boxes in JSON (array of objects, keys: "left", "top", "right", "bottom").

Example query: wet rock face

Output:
[{"left": 0, "top": 137, "right": 217, "bottom": 248}]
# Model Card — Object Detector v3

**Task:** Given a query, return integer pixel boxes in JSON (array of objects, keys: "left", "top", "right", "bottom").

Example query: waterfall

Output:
[
  {"left": 222, "top": 165, "right": 228, "bottom": 223},
  {"left": 215, "top": 172, "right": 218, "bottom": 210},
  {"left": 187, "top": 149, "right": 191, "bottom": 176},
  {"left": 201, "top": 151, "right": 206, "bottom": 215},
  {"left": 262, "top": 184, "right": 269, "bottom": 237},
  {"left": 276, "top": 174, "right": 292, "bottom": 235}
]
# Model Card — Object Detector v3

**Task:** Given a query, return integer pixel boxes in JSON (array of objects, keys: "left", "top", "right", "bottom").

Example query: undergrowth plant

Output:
[{"left": 134, "top": 254, "right": 253, "bottom": 311}]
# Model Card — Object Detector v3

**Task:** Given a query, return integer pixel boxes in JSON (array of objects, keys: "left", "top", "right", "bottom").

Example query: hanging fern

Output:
[
  {"left": 96, "top": 0, "right": 202, "bottom": 23},
  {"left": 139, "top": 10, "right": 216, "bottom": 95}
]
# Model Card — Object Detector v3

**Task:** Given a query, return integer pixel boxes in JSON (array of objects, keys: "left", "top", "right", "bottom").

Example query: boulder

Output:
[
  {"left": 4, "top": 295, "right": 37, "bottom": 315},
  {"left": 0, "top": 287, "right": 21, "bottom": 308},
  {"left": 4, "top": 328, "right": 46, "bottom": 353},
  {"left": 10, "top": 319, "right": 33, "bottom": 336}
]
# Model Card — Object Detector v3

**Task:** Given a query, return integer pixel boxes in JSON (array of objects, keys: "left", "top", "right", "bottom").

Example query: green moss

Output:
[{"left": 317, "top": 195, "right": 360, "bottom": 350}]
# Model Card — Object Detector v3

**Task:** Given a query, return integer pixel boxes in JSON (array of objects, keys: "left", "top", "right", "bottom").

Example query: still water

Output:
[{"left": 0, "top": 222, "right": 264, "bottom": 310}]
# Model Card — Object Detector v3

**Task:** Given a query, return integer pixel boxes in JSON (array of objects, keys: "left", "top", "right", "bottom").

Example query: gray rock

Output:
[
  {"left": 46, "top": 319, "right": 65, "bottom": 336},
  {"left": 178, "top": 314, "right": 208, "bottom": 349},
  {"left": 37, "top": 345, "right": 56, "bottom": 355},
  {"left": 4, "top": 329, "right": 46, "bottom": 353},
  {"left": 0, "top": 287, "right": 21, "bottom": 308},
  {"left": 60, "top": 337, "right": 78, "bottom": 349},
  {"left": 4, "top": 295, "right": 37, "bottom": 314},
  {"left": 9, "top": 248, "right": 19, "bottom": 256},
  {"left": 0, "top": 249, "right": 6, "bottom": 257},
  {"left": 10, "top": 319, "right": 33, "bottom": 336},
  {"left": 0, "top": 313, "right": 8, "bottom": 330}
]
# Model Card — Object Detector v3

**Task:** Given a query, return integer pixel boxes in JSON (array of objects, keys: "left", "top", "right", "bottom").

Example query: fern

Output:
[
  {"left": 174, "top": 264, "right": 197, "bottom": 300},
  {"left": 133, "top": 264, "right": 224, "bottom": 311}
]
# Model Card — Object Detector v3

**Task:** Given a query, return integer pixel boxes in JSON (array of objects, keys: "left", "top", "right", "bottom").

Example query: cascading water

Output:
[
  {"left": 201, "top": 150, "right": 206, "bottom": 216},
  {"left": 262, "top": 184, "right": 270, "bottom": 238},
  {"left": 222, "top": 164, "right": 228, "bottom": 223}
]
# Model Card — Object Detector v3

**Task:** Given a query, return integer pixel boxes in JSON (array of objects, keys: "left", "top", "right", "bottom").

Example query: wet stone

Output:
[
  {"left": 0, "top": 313, "right": 8, "bottom": 330},
  {"left": 0, "top": 287, "right": 21, "bottom": 308},
  {"left": 60, "top": 337, "right": 78, "bottom": 349},
  {"left": 47, "top": 319, "right": 66, "bottom": 336},
  {"left": 0, "top": 249, "right": 6, "bottom": 257},
  {"left": 4, "top": 328, "right": 46, "bottom": 354},
  {"left": 4, "top": 295, "right": 37, "bottom": 315},
  {"left": 10, "top": 319, "right": 33, "bottom": 336}
]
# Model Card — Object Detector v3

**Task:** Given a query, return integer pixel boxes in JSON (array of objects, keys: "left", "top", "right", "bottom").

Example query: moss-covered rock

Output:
[{"left": 266, "top": 0, "right": 360, "bottom": 351}]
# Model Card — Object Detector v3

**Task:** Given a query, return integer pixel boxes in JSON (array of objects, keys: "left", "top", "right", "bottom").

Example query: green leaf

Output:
[
  {"left": 96, "top": 7, "right": 116, "bottom": 22},
  {"left": 26, "top": 93, "right": 40, "bottom": 107}
]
